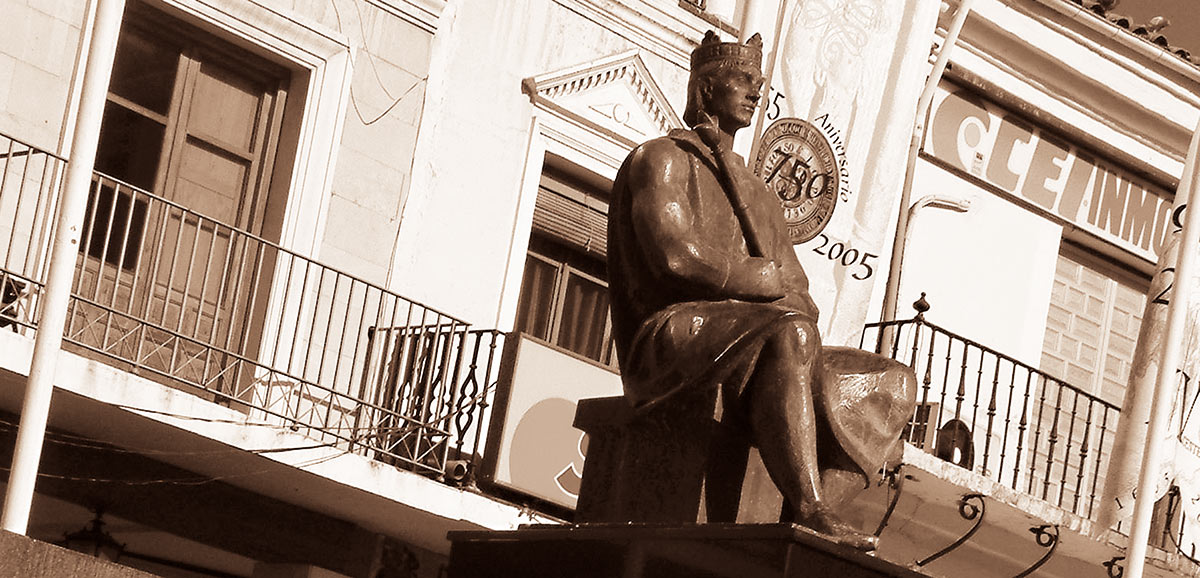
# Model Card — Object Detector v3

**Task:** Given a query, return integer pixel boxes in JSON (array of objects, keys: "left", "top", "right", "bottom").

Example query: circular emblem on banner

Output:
[{"left": 754, "top": 118, "right": 839, "bottom": 243}]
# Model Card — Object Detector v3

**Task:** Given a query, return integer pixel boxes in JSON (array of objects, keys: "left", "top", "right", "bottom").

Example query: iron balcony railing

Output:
[
  {"left": 1154, "top": 485, "right": 1200, "bottom": 565},
  {"left": 0, "top": 134, "right": 60, "bottom": 332},
  {"left": 863, "top": 312, "right": 1120, "bottom": 519},
  {"left": 0, "top": 130, "right": 505, "bottom": 482}
]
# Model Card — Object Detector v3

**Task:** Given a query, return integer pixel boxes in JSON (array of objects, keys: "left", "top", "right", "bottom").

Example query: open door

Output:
[{"left": 69, "top": 10, "right": 288, "bottom": 395}]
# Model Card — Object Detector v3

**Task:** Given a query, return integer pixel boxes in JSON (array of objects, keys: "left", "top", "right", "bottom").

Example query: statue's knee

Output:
[{"left": 780, "top": 320, "right": 818, "bottom": 359}]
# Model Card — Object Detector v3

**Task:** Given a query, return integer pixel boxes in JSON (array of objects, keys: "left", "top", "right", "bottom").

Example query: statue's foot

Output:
[
  {"left": 821, "top": 528, "right": 879, "bottom": 551},
  {"left": 796, "top": 503, "right": 879, "bottom": 551}
]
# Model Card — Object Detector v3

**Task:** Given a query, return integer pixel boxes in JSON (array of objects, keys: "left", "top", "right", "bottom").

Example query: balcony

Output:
[
  {"left": 0, "top": 130, "right": 503, "bottom": 485},
  {"left": 863, "top": 312, "right": 1119, "bottom": 520},
  {"left": 3, "top": 127, "right": 1198, "bottom": 574},
  {"left": 864, "top": 309, "right": 1199, "bottom": 575}
]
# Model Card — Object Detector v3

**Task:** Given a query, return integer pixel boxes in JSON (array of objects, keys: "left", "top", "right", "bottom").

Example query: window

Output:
[
  {"left": 515, "top": 235, "right": 615, "bottom": 366},
  {"left": 513, "top": 164, "right": 615, "bottom": 366},
  {"left": 69, "top": 1, "right": 292, "bottom": 385},
  {"left": 90, "top": 4, "right": 288, "bottom": 242}
]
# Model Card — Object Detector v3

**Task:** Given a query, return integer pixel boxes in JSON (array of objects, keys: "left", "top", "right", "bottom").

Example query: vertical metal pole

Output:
[
  {"left": 746, "top": 0, "right": 789, "bottom": 161},
  {"left": 880, "top": 0, "right": 974, "bottom": 334},
  {"left": 1124, "top": 118, "right": 1200, "bottom": 578},
  {"left": 0, "top": 0, "right": 126, "bottom": 534},
  {"left": 737, "top": 0, "right": 762, "bottom": 41}
]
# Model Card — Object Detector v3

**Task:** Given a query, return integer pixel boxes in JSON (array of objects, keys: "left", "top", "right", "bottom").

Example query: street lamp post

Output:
[{"left": 879, "top": 194, "right": 971, "bottom": 351}]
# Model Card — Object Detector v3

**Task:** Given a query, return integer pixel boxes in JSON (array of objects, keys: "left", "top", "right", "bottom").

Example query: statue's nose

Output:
[{"left": 748, "top": 92, "right": 760, "bottom": 104}]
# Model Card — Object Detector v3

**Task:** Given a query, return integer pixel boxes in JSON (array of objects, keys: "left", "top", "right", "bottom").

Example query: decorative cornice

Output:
[
  {"left": 523, "top": 50, "right": 684, "bottom": 143},
  {"left": 553, "top": 0, "right": 730, "bottom": 70},
  {"left": 368, "top": 0, "right": 445, "bottom": 34},
  {"left": 953, "top": 0, "right": 1197, "bottom": 179}
]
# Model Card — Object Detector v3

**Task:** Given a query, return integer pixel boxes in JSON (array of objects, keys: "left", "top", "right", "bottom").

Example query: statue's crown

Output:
[{"left": 690, "top": 31, "right": 763, "bottom": 73}]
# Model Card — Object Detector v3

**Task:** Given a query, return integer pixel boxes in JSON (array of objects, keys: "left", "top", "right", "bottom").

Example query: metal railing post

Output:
[{"left": 1, "top": 0, "right": 127, "bottom": 534}]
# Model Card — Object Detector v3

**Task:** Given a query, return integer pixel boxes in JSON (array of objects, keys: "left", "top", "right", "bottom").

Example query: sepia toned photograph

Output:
[{"left": 0, "top": 0, "right": 1199, "bottom": 576}]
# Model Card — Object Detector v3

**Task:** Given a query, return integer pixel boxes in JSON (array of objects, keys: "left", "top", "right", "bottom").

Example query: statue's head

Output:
[{"left": 684, "top": 31, "right": 764, "bottom": 133}]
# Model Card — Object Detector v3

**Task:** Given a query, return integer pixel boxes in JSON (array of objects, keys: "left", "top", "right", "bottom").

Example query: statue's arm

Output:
[{"left": 627, "top": 141, "right": 785, "bottom": 301}]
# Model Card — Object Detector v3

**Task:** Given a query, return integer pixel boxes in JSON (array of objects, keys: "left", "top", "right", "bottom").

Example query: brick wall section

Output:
[
  {"left": 271, "top": 0, "right": 434, "bottom": 285},
  {"left": 0, "top": 530, "right": 158, "bottom": 578},
  {"left": 1029, "top": 251, "right": 1143, "bottom": 514},
  {"left": 1040, "top": 252, "right": 1144, "bottom": 404}
]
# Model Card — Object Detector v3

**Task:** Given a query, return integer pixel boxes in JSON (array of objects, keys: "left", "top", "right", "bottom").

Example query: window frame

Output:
[
  {"left": 517, "top": 236, "right": 616, "bottom": 366},
  {"left": 99, "top": 0, "right": 355, "bottom": 258}
]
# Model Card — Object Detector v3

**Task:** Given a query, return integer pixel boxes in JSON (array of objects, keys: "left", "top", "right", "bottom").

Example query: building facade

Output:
[{"left": 0, "top": 0, "right": 1198, "bottom": 576}]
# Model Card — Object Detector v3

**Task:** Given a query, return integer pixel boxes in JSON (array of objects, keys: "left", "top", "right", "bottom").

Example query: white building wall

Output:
[
  {"left": 899, "top": 159, "right": 1061, "bottom": 364},
  {"left": 0, "top": 0, "right": 86, "bottom": 151},
  {"left": 389, "top": 0, "right": 551, "bottom": 328},
  {"left": 390, "top": 0, "right": 700, "bottom": 328},
  {"left": 0, "top": 0, "right": 439, "bottom": 288},
  {"left": 292, "top": 0, "right": 437, "bottom": 284}
]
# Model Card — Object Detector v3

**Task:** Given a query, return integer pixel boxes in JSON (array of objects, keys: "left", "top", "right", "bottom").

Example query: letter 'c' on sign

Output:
[{"left": 930, "top": 90, "right": 990, "bottom": 172}]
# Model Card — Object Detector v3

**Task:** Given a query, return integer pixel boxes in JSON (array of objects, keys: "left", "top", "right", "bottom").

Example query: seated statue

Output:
[{"left": 606, "top": 31, "right": 915, "bottom": 551}]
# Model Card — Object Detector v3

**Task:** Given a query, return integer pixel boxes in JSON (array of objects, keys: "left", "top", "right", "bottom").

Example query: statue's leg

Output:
[
  {"left": 746, "top": 322, "right": 823, "bottom": 509},
  {"left": 819, "top": 454, "right": 868, "bottom": 512},
  {"left": 746, "top": 321, "right": 877, "bottom": 550}
]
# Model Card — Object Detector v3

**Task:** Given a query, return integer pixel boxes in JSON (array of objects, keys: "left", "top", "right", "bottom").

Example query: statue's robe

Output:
[{"left": 607, "top": 128, "right": 912, "bottom": 484}]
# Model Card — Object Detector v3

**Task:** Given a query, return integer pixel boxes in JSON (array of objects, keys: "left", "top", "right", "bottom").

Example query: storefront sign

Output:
[{"left": 926, "top": 85, "right": 1174, "bottom": 262}]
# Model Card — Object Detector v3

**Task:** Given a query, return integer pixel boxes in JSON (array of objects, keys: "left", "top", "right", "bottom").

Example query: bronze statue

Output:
[{"left": 606, "top": 31, "right": 915, "bottom": 550}]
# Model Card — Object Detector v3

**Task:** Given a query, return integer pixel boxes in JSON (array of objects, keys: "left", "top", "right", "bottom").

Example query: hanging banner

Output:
[
  {"left": 1167, "top": 201, "right": 1200, "bottom": 552},
  {"left": 1100, "top": 201, "right": 1200, "bottom": 553},
  {"left": 754, "top": 0, "right": 939, "bottom": 345}
]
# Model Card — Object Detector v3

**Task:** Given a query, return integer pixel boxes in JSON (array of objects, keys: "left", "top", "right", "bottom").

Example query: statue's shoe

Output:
[
  {"left": 795, "top": 505, "right": 880, "bottom": 551},
  {"left": 826, "top": 529, "right": 879, "bottom": 551},
  {"left": 792, "top": 521, "right": 879, "bottom": 551}
]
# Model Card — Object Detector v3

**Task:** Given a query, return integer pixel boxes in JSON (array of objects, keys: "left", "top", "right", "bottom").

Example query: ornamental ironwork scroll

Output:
[
  {"left": 1012, "top": 524, "right": 1059, "bottom": 578},
  {"left": 914, "top": 493, "right": 986, "bottom": 568}
]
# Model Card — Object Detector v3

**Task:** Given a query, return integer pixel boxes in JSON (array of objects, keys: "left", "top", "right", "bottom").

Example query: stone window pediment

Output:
[{"left": 523, "top": 50, "right": 683, "bottom": 151}]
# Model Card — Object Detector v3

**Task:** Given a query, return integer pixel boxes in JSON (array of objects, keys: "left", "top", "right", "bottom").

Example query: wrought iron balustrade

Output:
[
  {"left": 863, "top": 314, "right": 1120, "bottom": 519},
  {"left": 0, "top": 134, "right": 64, "bottom": 331},
  {"left": 1153, "top": 485, "right": 1200, "bottom": 566},
  {"left": 0, "top": 130, "right": 505, "bottom": 482}
]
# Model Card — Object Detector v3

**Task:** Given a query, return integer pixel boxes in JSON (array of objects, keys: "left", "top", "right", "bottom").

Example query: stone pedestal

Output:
[
  {"left": 446, "top": 524, "right": 931, "bottom": 578},
  {"left": 573, "top": 391, "right": 783, "bottom": 525}
]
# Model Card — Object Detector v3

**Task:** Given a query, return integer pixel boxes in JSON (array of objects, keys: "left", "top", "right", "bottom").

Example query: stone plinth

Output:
[
  {"left": 573, "top": 392, "right": 783, "bottom": 525},
  {"left": 446, "top": 523, "right": 932, "bottom": 578},
  {"left": 0, "top": 530, "right": 157, "bottom": 578}
]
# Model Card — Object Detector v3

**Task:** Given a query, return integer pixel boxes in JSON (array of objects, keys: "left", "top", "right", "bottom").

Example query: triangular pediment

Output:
[{"left": 522, "top": 50, "right": 683, "bottom": 146}]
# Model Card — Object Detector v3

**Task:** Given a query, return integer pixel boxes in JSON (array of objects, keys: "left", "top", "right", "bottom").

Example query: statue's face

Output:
[{"left": 704, "top": 66, "right": 764, "bottom": 133}]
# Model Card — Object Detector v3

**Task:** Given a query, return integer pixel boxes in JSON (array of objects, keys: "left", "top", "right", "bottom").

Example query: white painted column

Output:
[
  {"left": 880, "top": 0, "right": 974, "bottom": 330},
  {"left": 0, "top": 0, "right": 126, "bottom": 534},
  {"left": 738, "top": 0, "right": 764, "bottom": 42}
]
